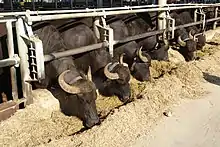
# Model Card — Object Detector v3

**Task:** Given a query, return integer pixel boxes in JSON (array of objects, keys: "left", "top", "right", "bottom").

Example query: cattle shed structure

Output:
[{"left": 0, "top": 0, "right": 220, "bottom": 121}]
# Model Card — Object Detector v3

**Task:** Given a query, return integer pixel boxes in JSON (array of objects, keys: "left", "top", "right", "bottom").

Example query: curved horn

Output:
[
  {"left": 189, "top": 30, "right": 194, "bottom": 40},
  {"left": 104, "top": 63, "right": 120, "bottom": 80},
  {"left": 87, "top": 66, "right": 92, "bottom": 81},
  {"left": 120, "top": 53, "right": 124, "bottom": 64},
  {"left": 119, "top": 53, "right": 128, "bottom": 67},
  {"left": 177, "top": 36, "right": 186, "bottom": 47},
  {"left": 162, "top": 30, "right": 169, "bottom": 48},
  {"left": 138, "top": 46, "right": 149, "bottom": 63},
  {"left": 58, "top": 70, "right": 81, "bottom": 94}
]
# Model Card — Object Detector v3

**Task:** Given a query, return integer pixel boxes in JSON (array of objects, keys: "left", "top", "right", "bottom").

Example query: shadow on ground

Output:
[
  {"left": 206, "top": 42, "right": 220, "bottom": 46},
  {"left": 203, "top": 72, "right": 220, "bottom": 86}
]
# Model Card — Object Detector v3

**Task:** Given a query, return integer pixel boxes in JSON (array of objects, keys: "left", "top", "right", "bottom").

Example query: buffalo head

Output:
[
  {"left": 130, "top": 46, "right": 151, "bottom": 82},
  {"left": 188, "top": 30, "right": 206, "bottom": 50},
  {"left": 177, "top": 32, "right": 197, "bottom": 61},
  {"left": 102, "top": 54, "right": 131, "bottom": 102},
  {"left": 195, "top": 34, "right": 206, "bottom": 50},
  {"left": 58, "top": 67, "right": 100, "bottom": 128},
  {"left": 149, "top": 30, "right": 170, "bottom": 61}
]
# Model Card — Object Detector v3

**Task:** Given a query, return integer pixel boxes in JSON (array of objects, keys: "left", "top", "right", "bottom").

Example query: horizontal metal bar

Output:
[
  {"left": 29, "top": 5, "right": 217, "bottom": 22},
  {"left": 0, "top": 19, "right": 17, "bottom": 23},
  {"left": 116, "top": 16, "right": 220, "bottom": 44},
  {"left": 0, "top": 3, "right": 220, "bottom": 16},
  {"left": 115, "top": 29, "right": 163, "bottom": 44},
  {"left": 44, "top": 42, "right": 108, "bottom": 62},
  {"left": 6, "top": 21, "right": 19, "bottom": 101},
  {"left": 0, "top": 57, "right": 20, "bottom": 68},
  {"left": 1, "top": 3, "right": 220, "bottom": 17},
  {"left": 43, "top": 16, "right": 220, "bottom": 62}
]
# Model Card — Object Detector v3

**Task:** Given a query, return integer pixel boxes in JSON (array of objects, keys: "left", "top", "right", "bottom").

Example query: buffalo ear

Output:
[{"left": 87, "top": 66, "right": 92, "bottom": 81}]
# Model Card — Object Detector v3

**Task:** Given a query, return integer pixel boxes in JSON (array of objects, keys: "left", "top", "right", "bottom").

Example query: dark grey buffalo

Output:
[
  {"left": 58, "top": 22, "right": 131, "bottom": 102},
  {"left": 32, "top": 23, "right": 100, "bottom": 128},
  {"left": 121, "top": 14, "right": 169, "bottom": 61},
  {"left": 106, "top": 17, "right": 151, "bottom": 82},
  {"left": 170, "top": 11, "right": 197, "bottom": 61},
  {"left": 178, "top": 11, "right": 206, "bottom": 50}
]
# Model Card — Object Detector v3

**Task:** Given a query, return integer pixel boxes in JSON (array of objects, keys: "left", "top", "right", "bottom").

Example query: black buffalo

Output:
[
  {"left": 170, "top": 11, "right": 197, "bottom": 61},
  {"left": 58, "top": 21, "right": 131, "bottom": 102},
  {"left": 32, "top": 23, "right": 100, "bottom": 128},
  {"left": 106, "top": 17, "right": 151, "bottom": 81},
  {"left": 178, "top": 11, "right": 206, "bottom": 50},
  {"left": 121, "top": 14, "right": 169, "bottom": 61}
]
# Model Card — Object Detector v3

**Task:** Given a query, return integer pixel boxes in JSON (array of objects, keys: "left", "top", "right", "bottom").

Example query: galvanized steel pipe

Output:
[
  {"left": 43, "top": 16, "right": 220, "bottom": 62},
  {"left": 15, "top": 18, "right": 33, "bottom": 105},
  {"left": 20, "top": 5, "right": 219, "bottom": 22},
  {"left": 0, "top": 57, "right": 20, "bottom": 68},
  {"left": 118, "top": 16, "right": 220, "bottom": 44},
  {"left": 158, "top": 0, "right": 167, "bottom": 30},
  {"left": 1, "top": 3, "right": 219, "bottom": 16},
  {"left": 6, "top": 21, "right": 19, "bottom": 101},
  {"left": 44, "top": 42, "right": 108, "bottom": 62}
]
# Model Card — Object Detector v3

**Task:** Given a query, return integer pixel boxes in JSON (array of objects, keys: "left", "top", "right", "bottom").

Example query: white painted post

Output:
[
  {"left": 213, "top": 7, "right": 218, "bottom": 30},
  {"left": 15, "top": 18, "right": 33, "bottom": 105},
  {"left": 158, "top": 0, "right": 167, "bottom": 30}
]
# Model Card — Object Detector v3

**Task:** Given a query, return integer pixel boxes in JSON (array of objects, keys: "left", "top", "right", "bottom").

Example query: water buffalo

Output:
[
  {"left": 121, "top": 14, "right": 169, "bottom": 61},
  {"left": 170, "top": 11, "right": 197, "bottom": 61},
  {"left": 178, "top": 11, "right": 206, "bottom": 50},
  {"left": 106, "top": 17, "right": 151, "bottom": 81},
  {"left": 57, "top": 21, "right": 131, "bottom": 102},
  {"left": 32, "top": 23, "right": 100, "bottom": 128}
]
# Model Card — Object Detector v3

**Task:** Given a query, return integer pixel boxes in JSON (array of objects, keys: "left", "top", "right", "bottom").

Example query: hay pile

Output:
[
  {"left": 38, "top": 33, "right": 220, "bottom": 147},
  {"left": 39, "top": 51, "right": 220, "bottom": 147},
  {"left": 150, "top": 60, "right": 177, "bottom": 78},
  {"left": 1, "top": 30, "right": 220, "bottom": 147},
  {"left": 196, "top": 33, "right": 220, "bottom": 58},
  {"left": 0, "top": 89, "right": 83, "bottom": 147}
]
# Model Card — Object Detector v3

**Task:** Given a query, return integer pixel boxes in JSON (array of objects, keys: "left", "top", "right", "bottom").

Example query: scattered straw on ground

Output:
[{"left": 1, "top": 32, "right": 220, "bottom": 147}]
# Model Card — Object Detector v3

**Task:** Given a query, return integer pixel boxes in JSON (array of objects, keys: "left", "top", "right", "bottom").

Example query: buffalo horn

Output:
[
  {"left": 58, "top": 70, "right": 81, "bottom": 94},
  {"left": 189, "top": 30, "right": 194, "bottom": 40},
  {"left": 138, "top": 46, "right": 149, "bottom": 63},
  {"left": 87, "top": 66, "right": 92, "bottom": 81},
  {"left": 119, "top": 53, "right": 128, "bottom": 67},
  {"left": 104, "top": 63, "right": 120, "bottom": 80},
  {"left": 177, "top": 36, "right": 186, "bottom": 47}
]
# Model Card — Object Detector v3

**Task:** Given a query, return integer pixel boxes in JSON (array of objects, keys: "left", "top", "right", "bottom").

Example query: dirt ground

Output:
[
  {"left": 132, "top": 83, "right": 220, "bottom": 147},
  {"left": 1, "top": 31, "right": 220, "bottom": 147}
]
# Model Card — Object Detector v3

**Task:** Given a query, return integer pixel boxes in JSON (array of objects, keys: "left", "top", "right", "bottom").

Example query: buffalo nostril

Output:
[
  {"left": 84, "top": 118, "right": 100, "bottom": 128},
  {"left": 120, "top": 96, "right": 130, "bottom": 103}
]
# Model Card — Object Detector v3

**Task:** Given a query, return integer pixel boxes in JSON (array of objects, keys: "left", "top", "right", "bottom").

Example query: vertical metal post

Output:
[
  {"left": 110, "top": 0, "right": 113, "bottom": 7},
  {"left": 70, "top": 0, "right": 73, "bottom": 9},
  {"left": 32, "top": 0, "right": 35, "bottom": 11},
  {"left": 213, "top": 7, "right": 218, "bottom": 30},
  {"left": 108, "top": 28, "right": 114, "bottom": 57},
  {"left": 85, "top": 0, "right": 88, "bottom": 8},
  {"left": 158, "top": 0, "right": 167, "bottom": 30},
  {"left": 55, "top": 0, "right": 57, "bottom": 9},
  {"left": 194, "top": 9, "right": 198, "bottom": 22},
  {"left": 130, "top": 0, "right": 132, "bottom": 6},
  {"left": 120, "top": 0, "right": 123, "bottom": 7},
  {"left": 137, "top": 0, "right": 140, "bottom": 6},
  {"left": 6, "top": 21, "right": 18, "bottom": 101},
  {"left": 15, "top": 18, "right": 33, "bottom": 105}
]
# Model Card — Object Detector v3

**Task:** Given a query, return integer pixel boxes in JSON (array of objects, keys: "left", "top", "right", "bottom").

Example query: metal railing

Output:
[{"left": 0, "top": 3, "right": 220, "bottom": 118}]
